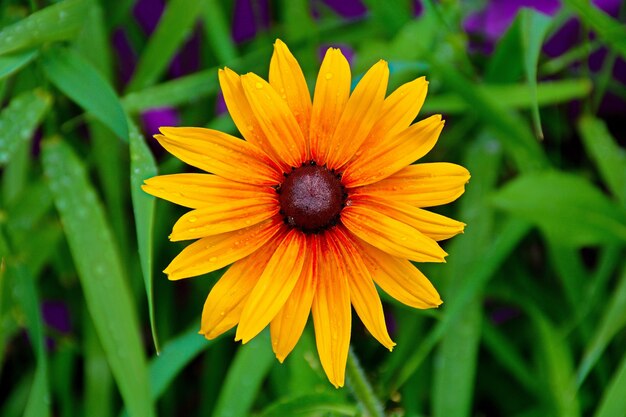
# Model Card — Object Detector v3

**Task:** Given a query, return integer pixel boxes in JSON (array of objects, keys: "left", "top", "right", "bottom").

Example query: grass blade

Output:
[
  {"left": 201, "top": 0, "right": 238, "bottom": 62},
  {"left": 0, "top": 49, "right": 38, "bottom": 80},
  {"left": 563, "top": 0, "right": 626, "bottom": 61},
  {"left": 42, "top": 139, "right": 154, "bottom": 417},
  {"left": 594, "top": 347, "right": 626, "bottom": 417},
  {"left": 424, "top": 79, "right": 592, "bottom": 113},
  {"left": 578, "top": 115, "right": 626, "bottom": 207},
  {"left": 128, "top": 120, "right": 159, "bottom": 352},
  {"left": 42, "top": 47, "right": 128, "bottom": 140},
  {"left": 492, "top": 171, "right": 626, "bottom": 246},
  {"left": 126, "top": 0, "right": 204, "bottom": 92},
  {"left": 212, "top": 331, "right": 275, "bottom": 417},
  {"left": 258, "top": 393, "right": 356, "bottom": 417},
  {"left": 0, "top": 89, "right": 52, "bottom": 167},
  {"left": 0, "top": 0, "right": 88, "bottom": 56},
  {"left": 520, "top": 8, "right": 552, "bottom": 139}
]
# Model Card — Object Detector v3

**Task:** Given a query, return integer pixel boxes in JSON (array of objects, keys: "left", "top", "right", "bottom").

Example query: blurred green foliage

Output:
[{"left": 1, "top": 0, "right": 626, "bottom": 416}]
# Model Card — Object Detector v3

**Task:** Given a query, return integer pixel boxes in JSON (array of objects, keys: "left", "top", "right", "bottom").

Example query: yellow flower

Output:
[{"left": 142, "top": 39, "right": 469, "bottom": 387}]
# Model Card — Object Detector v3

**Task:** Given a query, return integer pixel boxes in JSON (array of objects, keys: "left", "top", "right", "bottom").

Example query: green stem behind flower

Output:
[{"left": 346, "top": 347, "right": 385, "bottom": 417}]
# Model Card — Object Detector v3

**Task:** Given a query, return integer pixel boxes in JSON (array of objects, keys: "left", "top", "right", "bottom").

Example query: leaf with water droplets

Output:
[
  {"left": 129, "top": 120, "right": 160, "bottom": 352},
  {"left": 0, "top": 0, "right": 89, "bottom": 56},
  {"left": 42, "top": 47, "right": 128, "bottom": 140},
  {"left": 42, "top": 139, "right": 154, "bottom": 417},
  {"left": 0, "top": 89, "right": 51, "bottom": 167}
]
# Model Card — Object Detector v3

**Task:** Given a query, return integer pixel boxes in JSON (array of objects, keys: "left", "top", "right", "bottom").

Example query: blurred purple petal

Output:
[
  {"left": 215, "top": 90, "right": 228, "bottom": 115},
  {"left": 168, "top": 28, "right": 202, "bottom": 78},
  {"left": 112, "top": 28, "right": 137, "bottom": 86},
  {"left": 232, "top": 0, "right": 271, "bottom": 44},
  {"left": 141, "top": 107, "right": 180, "bottom": 137},
  {"left": 322, "top": 0, "right": 367, "bottom": 18},
  {"left": 42, "top": 301, "right": 72, "bottom": 334},
  {"left": 134, "top": 0, "right": 165, "bottom": 35}
]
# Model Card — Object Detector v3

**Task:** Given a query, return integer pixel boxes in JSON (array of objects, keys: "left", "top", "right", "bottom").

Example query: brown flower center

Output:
[{"left": 277, "top": 162, "right": 345, "bottom": 233}]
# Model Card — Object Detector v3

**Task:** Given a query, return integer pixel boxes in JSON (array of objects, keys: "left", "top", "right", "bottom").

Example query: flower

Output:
[{"left": 142, "top": 39, "right": 469, "bottom": 387}]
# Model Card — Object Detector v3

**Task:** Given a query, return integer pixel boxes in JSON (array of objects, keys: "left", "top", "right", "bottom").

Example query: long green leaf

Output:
[
  {"left": 212, "top": 331, "right": 275, "bottom": 417},
  {"left": 258, "top": 393, "right": 356, "bottom": 417},
  {"left": 578, "top": 115, "right": 626, "bottom": 207},
  {"left": 563, "top": 0, "right": 626, "bottom": 61},
  {"left": 201, "top": 0, "right": 238, "bottom": 62},
  {"left": 424, "top": 79, "right": 592, "bottom": 113},
  {"left": 0, "top": 49, "right": 38, "bottom": 80},
  {"left": 433, "top": 135, "right": 500, "bottom": 417},
  {"left": 42, "top": 139, "right": 154, "bottom": 417},
  {"left": 42, "top": 47, "right": 128, "bottom": 140},
  {"left": 126, "top": 0, "right": 204, "bottom": 92},
  {"left": 520, "top": 8, "right": 552, "bottom": 139},
  {"left": 0, "top": 0, "right": 88, "bottom": 56},
  {"left": 533, "top": 314, "right": 580, "bottom": 417},
  {"left": 128, "top": 120, "right": 159, "bottom": 352},
  {"left": 492, "top": 171, "right": 626, "bottom": 246},
  {"left": 594, "top": 347, "right": 626, "bottom": 417},
  {"left": 577, "top": 265, "right": 626, "bottom": 385},
  {"left": 0, "top": 89, "right": 52, "bottom": 167}
]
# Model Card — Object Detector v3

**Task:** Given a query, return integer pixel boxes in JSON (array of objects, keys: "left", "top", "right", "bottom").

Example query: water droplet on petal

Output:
[
  {"left": 188, "top": 216, "right": 197, "bottom": 223},
  {"left": 255, "top": 82, "right": 263, "bottom": 89},
  {"left": 325, "top": 73, "right": 333, "bottom": 80}
]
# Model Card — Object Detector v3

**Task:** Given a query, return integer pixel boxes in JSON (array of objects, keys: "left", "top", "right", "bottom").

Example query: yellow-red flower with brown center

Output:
[{"left": 142, "top": 39, "right": 470, "bottom": 387}]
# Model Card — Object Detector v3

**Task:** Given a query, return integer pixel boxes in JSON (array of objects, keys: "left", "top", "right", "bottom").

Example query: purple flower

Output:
[{"left": 141, "top": 107, "right": 180, "bottom": 137}]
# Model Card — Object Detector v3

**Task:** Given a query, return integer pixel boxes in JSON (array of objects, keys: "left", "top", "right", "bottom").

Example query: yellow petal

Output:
[
  {"left": 236, "top": 229, "right": 307, "bottom": 343},
  {"left": 342, "top": 115, "right": 445, "bottom": 188},
  {"left": 169, "top": 197, "right": 279, "bottom": 241},
  {"left": 332, "top": 227, "right": 395, "bottom": 350},
  {"left": 269, "top": 39, "right": 312, "bottom": 141},
  {"left": 325, "top": 60, "right": 388, "bottom": 169},
  {"left": 142, "top": 173, "right": 273, "bottom": 208},
  {"left": 349, "top": 195, "right": 465, "bottom": 241},
  {"left": 309, "top": 48, "right": 351, "bottom": 166},
  {"left": 200, "top": 242, "right": 278, "bottom": 339},
  {"left": 164, "top": 218, "right": 285, "bottom": 280},
  {"left": 361, "top": 76, "right": 428, "bottom": 150},
  {"left": 218, "top": 67, "right": 289, "bottom": 171},
  {"left": 356, "top": 240, "right": 442, "bottom": 308},
  {"left": 156, "top": 127, "right": 282, "bottom": 185},
  {"left": 341, "top": 204, "right": 447, "bottom": 262},
  {"left": 351, "top": 162, "right": 470, "bottom": 208},
  {"left": 312, "top": 232, "right": 351, "bottom": 388},
  {"left": 241, "top": 73, "right": 307, "bottom": 168},
  {"left": 270, "top": 235, "right": 318, "bottom": 362}
]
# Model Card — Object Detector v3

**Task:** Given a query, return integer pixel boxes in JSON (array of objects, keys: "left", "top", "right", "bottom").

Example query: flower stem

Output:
[{"left": 346, "top": 347, "right": 385, "bottom": 417}]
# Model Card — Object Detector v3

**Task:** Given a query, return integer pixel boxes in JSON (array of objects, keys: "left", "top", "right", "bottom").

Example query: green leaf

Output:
[
  {"left": 520, "top": 8, "right": 552, "bottom": 139},
  {"left": 149, "top": 327, "right": 210, "bottom": 400},
  {"left": 423, "top": 79, "right": 592, "bottom": 113},
  {"left": 212, "top": 330, "right": 275, "bottom": 417},
  {"left": 201, "top": 0, "right": 238, "bottom": 62},
  {"left": 578, "top": 115, "right": 626, "bottom": 207},
  {"left": 0, "top": 0, "right": 88, "bottom": 56},
  {"left": 0, "top": 89, "right": 52, "bottom": 167},
  {"left": 433, "top": 135, "right": 500, "bottom": 417},
  {"left": 11, "top": 264, "right": 50, "bottom": 417},
  {"left": 492, "top": 171, "right": 626, "bottom": 246},
  {"left": 532, "top": 314, "right": 580, "bottom": 417},
  {"left": 126, "top": 0, "right": 204, "bottom": 92},
  {"left": 42, "top": 47, "right": 128, "bottom": 140},
  {"left": 578, "top": 265, "right": 626, "bottom": 385},
  {"left": 42, "top": 139, "right": 154, "bottom": 417},
  {"left": 123, "top": 69, "right": 218, "bottom": 113},
  {"left": 258, "top": 393, "right": 356, "bottom": 417},
  {"left": 0, "top": 49, "right": 38, "bottom": 80},
  {"left": 563, "top": 0, "right": 626, "bottom": 61},
  {"left": 595, "top": 347, "right": 626, "bottom": 417},
  {"left": 485, "top": 16, "right": 523, "bottom": 83},
  {"left": 128, "top": 120, "right": 159, "bottom": 352}
]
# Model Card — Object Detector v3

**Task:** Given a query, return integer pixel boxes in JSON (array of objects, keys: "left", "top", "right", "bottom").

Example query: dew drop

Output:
[
  {"left": 255, "top": 82, "right": 263, "bottom": 89},
  {"left": 209, "top": 256, "right": 218, "bottom": 262},
  {"left": 325, "top": 73, "right": 333, "bottom": 80},
  {"left": 188, "top": 216, "right": 197, "bottom": 223}
]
